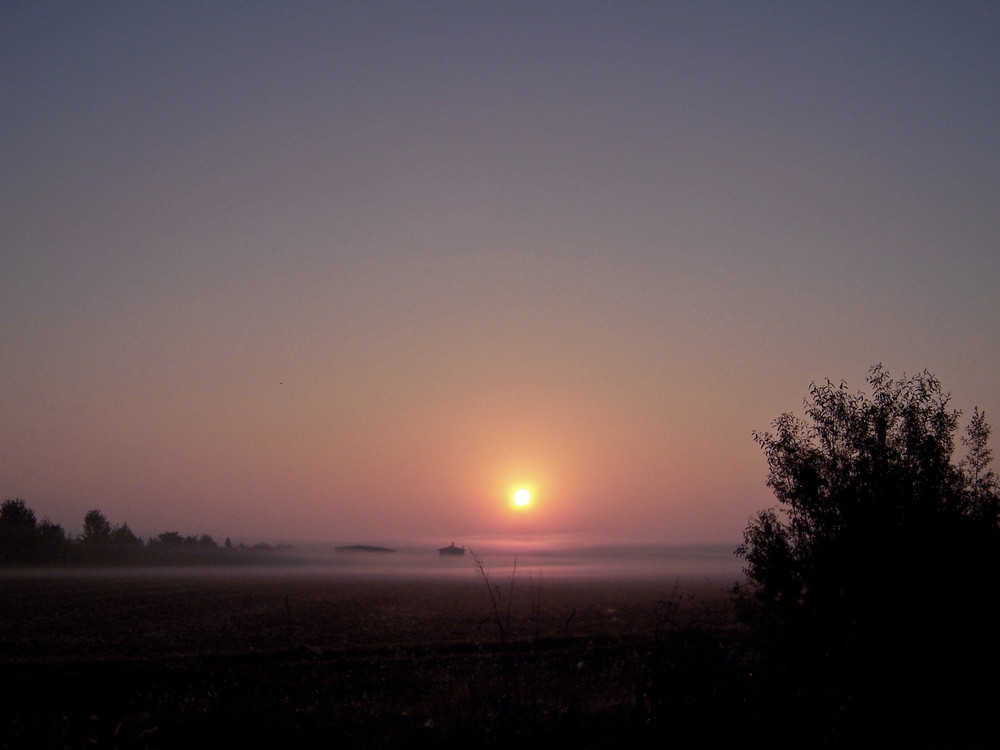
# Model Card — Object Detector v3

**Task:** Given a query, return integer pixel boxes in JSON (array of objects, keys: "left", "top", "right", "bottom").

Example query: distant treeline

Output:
[{"left": 0, "top": 498, "right": 293, "bottom": 566}]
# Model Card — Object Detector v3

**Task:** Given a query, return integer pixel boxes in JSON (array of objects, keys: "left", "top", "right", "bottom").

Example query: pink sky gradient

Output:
[{"left": 3, "top": 3, "right": 999, "bottom": 546}]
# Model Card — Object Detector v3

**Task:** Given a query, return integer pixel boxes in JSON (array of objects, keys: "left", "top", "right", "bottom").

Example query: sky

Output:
[{"left": 3, "top": 1, "right": 999, "bottom": 547}]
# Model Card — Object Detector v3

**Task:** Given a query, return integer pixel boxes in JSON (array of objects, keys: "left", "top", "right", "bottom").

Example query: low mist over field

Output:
[{"left": 274, "top": 539, "right": 744, "bottom": 584}]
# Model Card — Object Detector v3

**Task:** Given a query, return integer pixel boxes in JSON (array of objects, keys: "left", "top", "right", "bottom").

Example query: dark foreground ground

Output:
[{"left": 0, "top": 569, "right": 992, "bottom": 748}]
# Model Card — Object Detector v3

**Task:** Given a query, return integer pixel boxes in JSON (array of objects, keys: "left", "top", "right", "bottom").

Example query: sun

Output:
[{"left": 513, "top": 488, "right": 531, "bottom": 507}]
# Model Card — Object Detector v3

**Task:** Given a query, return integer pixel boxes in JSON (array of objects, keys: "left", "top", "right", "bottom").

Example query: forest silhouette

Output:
[{"left": 0, "top": 499, "right": 290, "bottom": 566}]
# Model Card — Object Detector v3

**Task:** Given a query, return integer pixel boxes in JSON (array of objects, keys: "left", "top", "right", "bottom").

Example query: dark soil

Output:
[{"left": 0, "top": 571, "right": 986, "bottom": 748}]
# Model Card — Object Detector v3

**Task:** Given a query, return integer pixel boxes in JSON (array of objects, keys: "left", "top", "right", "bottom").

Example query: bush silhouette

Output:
[{"left": 737, "top": 366, "right": 999, "bottom": 739}]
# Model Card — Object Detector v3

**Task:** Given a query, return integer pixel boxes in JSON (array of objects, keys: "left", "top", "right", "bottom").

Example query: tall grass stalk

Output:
[{"left": 469, "top": 548, "right": 516, "bottom": 648}]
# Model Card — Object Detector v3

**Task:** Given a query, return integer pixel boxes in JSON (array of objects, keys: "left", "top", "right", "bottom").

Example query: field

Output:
[{"left": 0, "top": 566, "right": 972, "bottom": 748}]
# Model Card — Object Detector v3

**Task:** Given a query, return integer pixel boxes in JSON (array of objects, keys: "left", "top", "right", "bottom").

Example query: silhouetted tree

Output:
[
  {"left": 737, "top": 366, "right": 1000, "bottom": 741},
  {"left": 0, "top": 499, "right": 73, "bottom": 564},
  {"left": 81, "top": 509, "right": 113, "bottom": 544},
  {"left": 154, "top": 531, "right": 184, "bottom": 547},
  {"left": 738, "top": 366, "right": 998, "bottom": 619},
  {"left": 1, "top": 498, "right": 39, "bottom": 562},
  {"left": 960, "top": 406, "right": 999, "bottom": 524},
  {"left": 1, "top": 498, "right": 37, "bottom": 530},
  {"left": 37, "top": 518, "right": 65, "bottom": 542},
  {"left": 80, "top": 509, "right": 145, "bottom": 562},
  {"left": 110, "top": 522, "right": 143, "bottom": 549},
  {"left": 37, "top": 518, "right": 70, "bottom": 560}
]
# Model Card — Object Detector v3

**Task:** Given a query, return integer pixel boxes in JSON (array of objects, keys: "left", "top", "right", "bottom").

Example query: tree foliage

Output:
[
  {"left": 739, "top": 367, "right": 999, "bottom": 615},
  {"left": 81, "top": 509, "right": 113, "bottom": 543},
  {"left": 1, "top": 498, "right": 39, "bottom": 562},
  {"left": 737, "top": 366, "right": 1000, "bottom": 738},
  {"left": 737, "top": 365, "right": 1000, "bottom": 672},
  {"left": 1, "top": 498, "right": 37, "bottom": 531}
]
